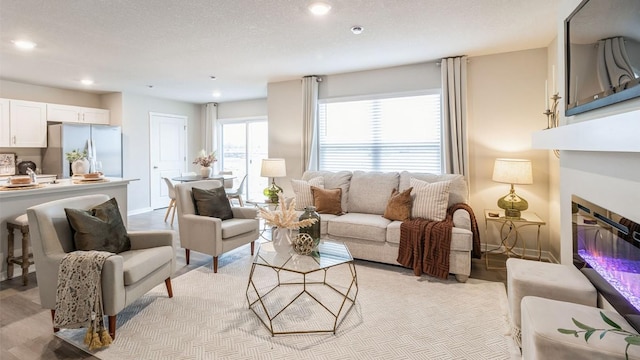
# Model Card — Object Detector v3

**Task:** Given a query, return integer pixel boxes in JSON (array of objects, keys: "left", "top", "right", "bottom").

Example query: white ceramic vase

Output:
[
  {"left": 272, "top": 227, "right": 292, "bottom": 252},
  {"left": 200, "top": 166, "right": 212, "bottom": 178},
  {"left": 71, "top": 159, "right": 90, "bottom": 175}
]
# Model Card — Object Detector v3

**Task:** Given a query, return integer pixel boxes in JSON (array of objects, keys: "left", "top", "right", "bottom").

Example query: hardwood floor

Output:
[{"left": 0, "top": 209, "right": 508, "bottom": 359}]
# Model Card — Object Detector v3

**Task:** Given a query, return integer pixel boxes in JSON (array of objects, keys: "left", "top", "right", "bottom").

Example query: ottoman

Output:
[
  {"left": 507, "top": 258, "right": 597, "bottom": 346},
  {"left": 521, "top": 296, "right": 640, "bottom": 359}
]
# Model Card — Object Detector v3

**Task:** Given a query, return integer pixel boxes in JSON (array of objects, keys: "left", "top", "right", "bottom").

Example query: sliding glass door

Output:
[{"left": 219, "top": 119, "right": 268, "bottom": 202}]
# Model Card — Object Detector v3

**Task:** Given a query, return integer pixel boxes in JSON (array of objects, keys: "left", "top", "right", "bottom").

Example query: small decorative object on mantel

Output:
[
  {"left": 258, "top": 193, "right": 318, "bottom": 247},
  {"left": 543, "top": 86, "right": 562, "bottom": 158},
  {"left": 193, "top": 149, "right": 216, "bottom": 178},
  {"left": 292, "top": 233, "right": 315, "bottom": 255}
]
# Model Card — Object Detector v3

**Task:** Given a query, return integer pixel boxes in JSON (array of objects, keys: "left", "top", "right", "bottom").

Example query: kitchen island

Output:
[{"left": 0, "top": 178, "right": 136, "bottom": 281}]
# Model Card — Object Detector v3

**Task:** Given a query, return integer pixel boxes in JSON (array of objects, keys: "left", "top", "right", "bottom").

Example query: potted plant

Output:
[
  {"left": 192, "top": 150, "right": 217, "bottom": 177},
  {"left": 65, "top": 149, "right": 89, "bottom": 175}
]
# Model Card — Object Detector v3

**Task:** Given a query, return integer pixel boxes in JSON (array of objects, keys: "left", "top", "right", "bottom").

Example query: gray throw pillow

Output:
[
  {"left": 65, "top": 197, "right": 131, "bottom": 253},
  {"left": 192, "top": 186, "right": 234, "bottom": 220}
]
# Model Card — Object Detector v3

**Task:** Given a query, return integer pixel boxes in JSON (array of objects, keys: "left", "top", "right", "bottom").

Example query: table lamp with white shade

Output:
[
  {"left": 261, "top": 158, "right": 286, "bottom": 203},
  {"left": 492, "top": 158, "right": 533, "bottom": 219}
]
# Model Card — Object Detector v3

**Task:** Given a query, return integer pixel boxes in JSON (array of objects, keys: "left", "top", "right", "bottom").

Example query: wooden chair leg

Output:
[
  {"left": 238, "top": 196, "right": 244, "bottom": 207},
  {"left": 163, "top": 201, "right": 172, "bottom": 222},
  {"left": 108, "top": 315, "right": 116, "bottom": 340},
  {"left": 51, "top": 309, "right": 60, "bottom": 333},
  {"left": 213, "top": 256, "right": 218, "bottom": 273},
  {"left": 185, "top": 249, "right": 190, "bottom": 264},
  {"left": 165, "top": 278, "right": 173, "bottom": 298},
  {"left": 21, "top": 227, "right": 30, "bottom": 286},
  {"left": 251, "top": 241, "right": 255, "bottom": 255},
  {"left": 169, "top": 203, "right": 176, "bottom": 226}
]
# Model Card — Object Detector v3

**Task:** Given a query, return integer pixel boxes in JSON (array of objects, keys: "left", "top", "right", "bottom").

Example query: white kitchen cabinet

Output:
[
  {"left": 47, "top": 103, "right": 110, "bottom": 124},
  {"left": 8, "top": 100, "right": 47, "bottom": 148},
  {"left": 0, "top": 98, "right": 10, "bottom": 147}
]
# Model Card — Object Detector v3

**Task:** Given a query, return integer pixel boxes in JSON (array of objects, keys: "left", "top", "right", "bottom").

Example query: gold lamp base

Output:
[
  {"left": 497, "top": 185, "right": 528, "bottom": 219},
  {"left": 263, "top": 180, "right": 282, "bottom": 203}
]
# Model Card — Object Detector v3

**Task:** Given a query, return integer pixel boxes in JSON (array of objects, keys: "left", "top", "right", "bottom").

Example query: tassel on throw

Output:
[
  {"left": 88, "top": 330, "right": 103, "bottom": 351},
  {"left": 100, "top": 328, "right": 113, "bottom": 346},
  {"left": 83, "top": 328, "right": 93, "bottom": 345}
]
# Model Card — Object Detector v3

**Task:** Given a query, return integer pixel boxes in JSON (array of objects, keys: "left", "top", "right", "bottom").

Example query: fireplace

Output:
[{"left": 572, "top": 194, "right": 640, "bottom": 331}]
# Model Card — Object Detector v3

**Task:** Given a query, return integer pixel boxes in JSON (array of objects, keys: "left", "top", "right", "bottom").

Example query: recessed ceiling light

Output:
[
  {"left": 12, "top": 40, "right": 37, "bottom": 50},
  {"left": 210, "top": 76, "right": 217, "bottom": 80},
  {"left": 351, "top": 26, "right": 364, "bottom": 35},
  {"left": 81, "top": 79, "right": 94, "bottom": 85},
  {"left": 148, "top": 85, "right": 154, "bottom": 89},
  {"left": 212, "top": 91, "right": 221, "bottom": 98},
  {"left": 309, "top": 2, "right": 331, "bottom": 16}
]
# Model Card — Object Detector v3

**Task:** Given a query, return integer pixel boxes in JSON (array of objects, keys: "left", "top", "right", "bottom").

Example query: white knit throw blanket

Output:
[{"left": 54, "top": 250, "right": 114, "bottom": 350}]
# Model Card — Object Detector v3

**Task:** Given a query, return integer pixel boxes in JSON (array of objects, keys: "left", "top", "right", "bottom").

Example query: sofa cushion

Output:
[
  {"left": 311, "top": 186, "right": 343, "bottom": 215},
  {"left": 65, "top": 197, "right": 131, "bottom": 254},
  {"left": 400, "top": 171, "right": 468, "bottom": 206},
  {"left": 386, "top": 222, "right": 472, "bottom": 250},
  {"left": 121, "top": 246, "right": 173, "bottom": 285},
  {"left": 192, "top": 186, "right": 233, "bottom": 220},
  {"left": 303, "top": 171, "right": 352, "bottom": 212},
  {"left": 410, "top": 178, "right": 450, "bottom": 221},
  {"left": 328, "top": 213, "right": 390, "bottom": 243},
  {"left": 383, "top": 187, "right": 413, "bottom": 221},
  {"left": 291, "top": 177, "right": 324, "bottom": 210},
  {"left": 348, "top": 171, "right": 400, "bottom": 215},
  {"left": 220, "top": 218, "right": 258, "bottom": 238}
]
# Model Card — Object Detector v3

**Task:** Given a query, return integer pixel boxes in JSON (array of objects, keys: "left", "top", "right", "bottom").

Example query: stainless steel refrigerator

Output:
[{"left": 43, "top": 124, "right": 123, "bottom": 179}]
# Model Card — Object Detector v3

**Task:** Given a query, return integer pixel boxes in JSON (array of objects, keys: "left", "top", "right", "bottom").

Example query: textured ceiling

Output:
[{"left": 0, "top": 0, "right": 560, "bottom": 104}]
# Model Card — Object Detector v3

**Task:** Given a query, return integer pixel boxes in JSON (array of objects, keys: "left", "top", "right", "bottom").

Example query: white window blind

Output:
[{"left": 318, "top": 93, "right": 442, "bottom": 173}]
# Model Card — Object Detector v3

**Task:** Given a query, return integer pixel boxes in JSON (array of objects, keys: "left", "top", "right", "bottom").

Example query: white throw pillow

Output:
[
  {"left": 291, "top": 177, "right": 324, "bottom": 210},
  {"left": 410, "top": 177, "right": 451, "bottom": 221}
]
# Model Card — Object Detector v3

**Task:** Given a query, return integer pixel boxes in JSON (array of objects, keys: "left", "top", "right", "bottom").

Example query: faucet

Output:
[{"left": 26, "top": 167, "right": 37, "bottom": 183}]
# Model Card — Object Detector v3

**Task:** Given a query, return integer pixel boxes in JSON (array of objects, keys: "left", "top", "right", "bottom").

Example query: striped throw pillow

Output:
[
  {"left": 291, "top": 177, "right": 324, "bottom": 210},
  {"left": 410, "top": 178, "right": 451, "bottom": 221}
]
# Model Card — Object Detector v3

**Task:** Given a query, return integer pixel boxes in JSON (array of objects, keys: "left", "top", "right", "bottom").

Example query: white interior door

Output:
[{"left": 150, "top": 112, "right": 186, "bottom": 209}]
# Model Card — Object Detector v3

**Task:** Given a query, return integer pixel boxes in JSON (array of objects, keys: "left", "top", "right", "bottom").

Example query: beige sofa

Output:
[{"left": 298, "top": 170, "right": 474, "bottom": 282}]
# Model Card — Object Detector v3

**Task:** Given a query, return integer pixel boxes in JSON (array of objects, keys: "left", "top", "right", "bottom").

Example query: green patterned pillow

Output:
[{"left": 65, "top": 197, "right": 131, "bottom": 253}]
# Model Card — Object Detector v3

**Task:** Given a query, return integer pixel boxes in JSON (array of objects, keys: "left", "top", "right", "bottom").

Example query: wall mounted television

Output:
[{"left": 565, "top": 0, "right": 640, "bottom": 116}]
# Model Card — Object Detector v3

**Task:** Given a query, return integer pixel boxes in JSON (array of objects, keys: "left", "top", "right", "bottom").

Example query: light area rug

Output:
[{"left": 57, "top": 248, "right": 520, "bottom": 360}]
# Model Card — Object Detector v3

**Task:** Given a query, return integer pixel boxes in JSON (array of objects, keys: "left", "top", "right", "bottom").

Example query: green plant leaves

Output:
[
  {"left": 572, "top": 318, "right": 596, "bottom": 331},
  {"left": 601, "top": 312, "right": 622, "bottom": 330},
  {"left": 558, "top": 328, "right": 578, "bottom": 335}
]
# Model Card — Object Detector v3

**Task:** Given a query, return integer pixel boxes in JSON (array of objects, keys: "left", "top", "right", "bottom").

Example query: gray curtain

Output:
[
  {"left": 302, "top": 76, "right": 319, "bottom": 171},
  {"left": 441, "top": 56, "right": 469, "bottom": 177}
]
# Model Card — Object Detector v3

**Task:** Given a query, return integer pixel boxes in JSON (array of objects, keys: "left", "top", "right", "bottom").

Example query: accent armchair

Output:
[
  {"left": 26, "top": 194, "right": 176, "bottom": 339},
  {"left": 175, "top": 180, "right": 259, "bottom": 272}
]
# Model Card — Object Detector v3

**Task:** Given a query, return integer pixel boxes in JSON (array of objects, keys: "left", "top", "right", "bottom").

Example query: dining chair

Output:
[
  {"left": 162, "top": 177, "right": 177, "bottom": 226},
  {"left": 219, "top": 170, "right": 234, "bottom": 189},
  {"left": 226, "top": 174, "right": 247, "bottom": 207}
]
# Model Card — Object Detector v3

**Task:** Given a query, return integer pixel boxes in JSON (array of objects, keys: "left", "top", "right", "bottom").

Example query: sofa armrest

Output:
[
  {"left": 101, "top": 255, "right": 125, "bottom": 315},
  {"left": 128, "top": 230, "right": 176, "bottom": 250},
  {"left": 452, "top": 208, "right": 471, "bottom": 231},
  {"left": 231, "top": 206, "right": 258, "bottom": 219}
]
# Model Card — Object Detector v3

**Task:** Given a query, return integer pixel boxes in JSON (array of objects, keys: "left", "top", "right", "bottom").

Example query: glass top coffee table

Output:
[{"left": 246, "top": 240, "right": 358, "bottom": 336}]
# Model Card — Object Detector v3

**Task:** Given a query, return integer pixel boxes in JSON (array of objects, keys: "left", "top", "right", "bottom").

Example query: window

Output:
[
  {"left": 318, "top": 92, "right": 441, "bottom": 173},
  {"left": 219, "top": 119, "right": 268, "bottom": 201}
]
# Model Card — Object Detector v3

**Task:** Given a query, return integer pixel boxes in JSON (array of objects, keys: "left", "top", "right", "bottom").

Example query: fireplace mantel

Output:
[{"left": 532, "top": 109, "right": 640, "bottom": 153}]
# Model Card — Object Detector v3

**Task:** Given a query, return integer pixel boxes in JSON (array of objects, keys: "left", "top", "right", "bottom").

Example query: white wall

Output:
[
  {"left": 0, "top": 79, "right": 103, "bottom": 107},
  {"left": 217, "top": 98, "right": 267, "bottom": 119},
  {"left": 121, "top": 93, "right": 203, "bottom": 213},
  {"left": 467, "top": 48, "right": 551, "bottom": 257}
]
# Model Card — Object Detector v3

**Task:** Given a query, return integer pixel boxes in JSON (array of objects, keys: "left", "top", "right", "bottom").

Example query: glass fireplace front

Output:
[{"left": 572, "top": 195, "right": 640, "bottom": 329}]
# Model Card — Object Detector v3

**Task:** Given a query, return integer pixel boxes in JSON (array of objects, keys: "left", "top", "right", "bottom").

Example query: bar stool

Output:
[{"left": 6, "top": 214, "right": 34, "bottom": 286}]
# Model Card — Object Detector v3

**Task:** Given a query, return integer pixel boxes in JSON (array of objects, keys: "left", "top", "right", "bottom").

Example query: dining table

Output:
[{"left": 171, "top": 175, "right": 236, "bottom": 183}]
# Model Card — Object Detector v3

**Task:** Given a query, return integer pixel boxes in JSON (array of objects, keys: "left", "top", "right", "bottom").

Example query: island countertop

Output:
[{"left": 0, "top": 178, "right": 137, "bottom": 199}]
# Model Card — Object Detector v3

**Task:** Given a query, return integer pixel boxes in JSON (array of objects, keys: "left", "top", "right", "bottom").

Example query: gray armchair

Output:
[
  {"left": 26, "top": 194, "right": 176, "bottom": 339},
  {"left": 175, "top": 180, "right": 258, "bottom": 273}
]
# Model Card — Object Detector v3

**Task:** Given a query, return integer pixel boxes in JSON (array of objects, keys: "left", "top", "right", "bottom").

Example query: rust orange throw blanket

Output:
[{"left": 397, "top": 203, "right": 481, "bottom": 279}]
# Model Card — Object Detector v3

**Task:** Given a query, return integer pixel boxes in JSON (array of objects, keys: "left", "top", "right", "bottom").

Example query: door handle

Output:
[{"left": 153, "top": 166, "right": 158, "bottom": 169}]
